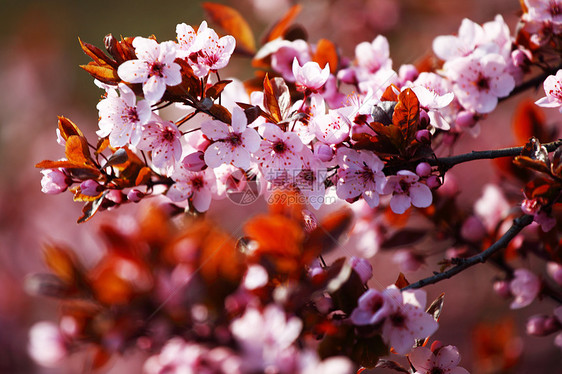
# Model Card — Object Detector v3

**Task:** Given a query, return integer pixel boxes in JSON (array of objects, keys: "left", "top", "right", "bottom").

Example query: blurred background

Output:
[{"left": 2, "top": 0, "right": 561, "bottom": 373}]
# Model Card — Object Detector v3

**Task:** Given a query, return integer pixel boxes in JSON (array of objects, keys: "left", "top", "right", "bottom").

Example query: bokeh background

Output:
[{"left": 1, "top": 0, "right": 561, "bottom": 373}]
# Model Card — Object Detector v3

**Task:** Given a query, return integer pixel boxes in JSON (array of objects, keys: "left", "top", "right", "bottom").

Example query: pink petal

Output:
[
  {"left": 204, "top": 142, "right": 233, "bottom": 168},
  {"left": 241, "top": 128, "right": 261, "bottom": 153},
  {"left": 117, "top": 60, "right": 149, "bottom": 83},
  {"left": 409, "top": 346, "right": 434, "bottom": 371},
  {"left": 410, "top": 182, "right": 433, "bottom": 208},
  {"left": 167, "top": 183, "right": 191, "bottom": 202},
  {"left": 192, "top": 189, "right": 212, "bottom": 212},
  {"left": 231, "top": 147, "right": 251, "bottom": 169},
  {"left": 143, "top": 75, "right": 166, "bottom": 103},
  {"left": 390, "top": 193, "right": 412, "bottom": 214},
  {"left": 435, "top": 345, "right": 461, "bottom": 370},
  {"left": 201, "top": 120, "right": 230, "bottom": 140},
  {"left": 132, "top": 37, "right": 160, "bottom": 61}
]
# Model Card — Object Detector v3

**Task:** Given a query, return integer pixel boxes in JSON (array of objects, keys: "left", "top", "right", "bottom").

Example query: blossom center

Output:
[
  {"left": 550, "top": 1, "right": 561, "bottom": 16},
  {"left": 149, "top": 62, "right": 165, "bottom": 77},
  {"left": 227, "top": 133, "right": 243, "bottom": 147},
  {"left": 273, "top": 140, "right": 288, "bottom": 154},
  {"left": 162, "top": 128, "right": 176, "bottom": 142},
  {"left": 475, "top": 74, "right": 490, "bottom": 91},
  {"left": 191, "top": 176, "right": 204, "bottom": 190},
  {"left": 390, "top": 312, "right": 406, "bottom": 328},
  {"left": 360, "top": 166, "right": 375, "bottom": 183},
  {"left": 124, "top": 107, "right": 139, "bottom": 123}
]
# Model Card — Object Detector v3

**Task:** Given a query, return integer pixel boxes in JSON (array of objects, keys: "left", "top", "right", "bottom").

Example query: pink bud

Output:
[
  {"left": 314, "top": 143, "right": 334, "bottom": 162},
  {"left": 547, "top": 262, "right": 562, "bottom": 286},
  {"left": 510, "top": 268, "right": 541, "bottom": 309},
  {"left": 127, "top": 188, "right": 145, "bottom": 203},
  {"left": 526, "top": 315, "right": 561, "bottom": 336},
  {"left": 426, "top": 175, "right": 441, "bottom": 189},
  {"left": 350, "top": 256, "right": 373, "bottom": 284},
  {"left": 80, "top": 179, "right": 103, "bottom": 197},
  {"left": 461, "top": 215, "right": 486, "bottom": 242},
  {"left": 521, "top": 198, "right": 539, "bottom": 215},
  {"left": 430, "top": 340, "right": 444, "bottom": 352},
  {"left": 105, "top": 189, "right": 123, "bottom": 205},
  {"left": 415, "top": 162, "right": 432, "bottom": 177},
  {"left": 40, "top": 169, "right": 69, "bottom": 195},
  {"left": 392, "top": 249, "right": 423, "bottom": 273},
  {"left": 183, "top": 151, "right": 206, "bottom": 171},
  {"left": 511, "top": 49, "right": 530, "bottom": 67},
  {"left": 455, "top": 110, "right": 477, "bottom": 129},
  {"left": 419, "top": 109, "right": 430, "bottom": 127},
  {"left": 398, "top": 64, "right": 418, "bottom": 83},
  {"left": 337, "top": 67, "right": 357, "bottom": 85},
  {"left": 493, "top": 280, "right": 511, "bottom": 298},
  {"left": 415, "top": 129, "right": 431, "bottom": 144}
]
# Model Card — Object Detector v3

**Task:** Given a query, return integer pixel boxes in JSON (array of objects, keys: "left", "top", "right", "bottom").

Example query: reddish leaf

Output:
[
  {"left": 80, "top": 63, "right": 119, "bottom": 84},
  {"left": 312, "top": 39, "right": 338, "bottom": 73},
  {"left": 512, "top": 100, "right": 554, "bottom": 144},
  {"left": 43, "top": 244, "right": 79, "bottom": 284},
  {"left": 262, "top": 4, "right": 303, "bottom": 43},
  {"left": 57, "top": 116, "right": 84, "bottom": 141},
  {"left": 209, "top": 104, "right": 232, "bottom": 124},
  {"left": 78, "top": 191, "right": 107, "bottom": 223},
  {"left": 263, "top": 74, "right": 290, "bottom": 123},
  {"left": 65, "top": 136, "right": 97, "bottom": 168},
  {"left": 395, "top": 273, "right": 410, "bottom": 289},
  {"left": 135, "top": 167, "right": 152, "bottom": 186},
  {"left": 206, "top": 80, "right": 232, "bottom": 100},
  {"left": 78, "top": 37, "right": 116, "bottom": 68},
  {"left": 393, "top": 88, "right": 420, "bottom": 142},
  {"left": 380, "top": 84, "right": 399, "bottom": 102},
  {"left": 513, "top": 155, "right": 551, "bottom": 175},
  {"left": 203, "top": 2, "right": 256, "bottom": 56}
]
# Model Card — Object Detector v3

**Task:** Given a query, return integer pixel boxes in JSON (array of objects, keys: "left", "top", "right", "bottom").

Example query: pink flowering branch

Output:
[{"left": 402, "top": 214, "right": 534, "bottom": 291}]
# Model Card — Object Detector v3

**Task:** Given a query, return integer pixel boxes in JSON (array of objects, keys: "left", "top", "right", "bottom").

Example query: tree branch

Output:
[
  {"left": 402, "top": 214, "right": 534, "bottom": 291},
  {"left": 499, "top": 64, "right": 562, "bottom": 103}
]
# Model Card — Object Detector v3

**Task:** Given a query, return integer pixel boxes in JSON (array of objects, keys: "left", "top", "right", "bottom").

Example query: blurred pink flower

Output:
[
  {"left": 409, "top": 345, "right": 470, "bottom": 374},
  {"left": 509, "top": 268, "right": 541, "bottom": 309},
  {"left": 381, "top": 286, "right": 439, "bottom": 355},
  {"left": 40, "top": 169, "right": 69, "bottom": 195},
  {"left": 350, "top": 288, "right": 391, "bottom": 326},
  {"left": 547, "top": 262, "right": 562, "bottom": 286},
  {"left": 383, "top": 170, "right": 432, "bottom": 214},
  {"left": 28, "top": 321, "right": 67, "bottom": 367},
  {"left": 292, "top": 58, "right": 330, "bottom": 92}
]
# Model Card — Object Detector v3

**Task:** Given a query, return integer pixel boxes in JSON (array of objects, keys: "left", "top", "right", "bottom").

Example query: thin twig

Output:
[{"left": 402, "top": 215, "right": 535, "bottom": 291}]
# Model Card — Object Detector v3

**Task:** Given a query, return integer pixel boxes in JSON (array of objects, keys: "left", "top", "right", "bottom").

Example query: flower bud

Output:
[
  {"left": 415, "top": 162, "right": 432, "bottom": 177},
  {"left": 41, "top": 169, "right": 69, "bottom": 195},
  {"left": 80, "top": 179, "right": 103, "bottom": 197},
  {"left": 511, "top": 49, "right": 530, "bottom": 67},
  {"left": 105, "top": 189, "right": 123, "bottom": 205},
  {"left": 493, "top": 280, "right": 511, "bottom": 298},
  {"left": 547, "top": 262, "right": 562, "bottom": 286},
  {"left": 183, "top": 151, "right": 206, "bottom": 171},
  {"left": 419, "top": 109, "right": 430, "bottom": 127},
  {"left": 526, "top": 315, "right": 561, "bottom": 336},
  {"left": 426, "top": 175, "right": 441, "bottom": 189},
  {"left": 398, "top": 64, "right": 418, "bottom": 83},
  {"left": 461, "top": 215, "right": 486, "bottom": 242},
  {"left": 455, "top": 110, "right": 477, "bottom": 129},
  {"left": 416, "top": 129, "right": 431, "bottom": 144},
  {"left": 127, "top": 188, "right": 145, "bottom": 203},
  {"left": 314, "top": 143, "right": 334, "bottom": 162}
]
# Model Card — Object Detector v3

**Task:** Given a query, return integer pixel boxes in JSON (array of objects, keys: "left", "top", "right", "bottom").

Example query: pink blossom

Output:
[
  {"left": 355, "top": 35, "right": 392, "bottom": 73},
  {"left": 409, "top": 345, "right": 470, "bottom": 374},
  {"left": 258, "top": 39, "right": 311, "bottom": 82},
  {"left": 190, "top": 28, "right": 236, "bottom": 78},
  {"left": 310, "top": 108, "right": 351, "bottom": 144},
  {"left": 230, "top": 305, "right": 302, "bottom": 373},
  {"left": 299, "top": 352, "right": 354, "bottom": 374},
  {"left": 350, "top": 288, "right": 392, "bottom": 326},
  {"left": 336, "top": 148, "right": 386, "bottom": 208},
  {"left": 509, "top": 268, "right": 541, "bottom": 309},
  {"left": 383, "top": 170, "right": 433, "bottom": 214},
  {"left": 433, "top": 18, "right": 486, "bottom": 61},
  {"left": 243, "top": 264, "right": 269, "bottom": 290},
  {"left": 523, "top": 0, "right": 562, "bottom": 25},
  {"left": 292, "top": 58, "right": 330, "bottom": 92},
  {"left": 409, "top": 86, "right": 454, "bottom": 130},
  {"left": 444, "top": 52, "right": 515, "bottom": 114},
  {"left": 137, "top": 117, "right": 182, "bottom": 176},
  {"left": 168, "top": 163, "right": 217, "bottom": 212},
  {"left": 40, "top": 169, "right": 69, "bottom": 195},
  {"left": 255, "top": 123, "right": 304, "bottom": 180},
  {"left": 28, "top": 321, "right": 67, "bottom": 367},
  {"left": 535, "top": 70, "right": 562, "bottom": 111},
  {"left": 474, "top": 184, "right": 510, "bottom": 232},
  {"left": 381, "top": 286, "right": 439, "bottom": 355},
  {"left": 291, "top": 147, "right": 328, "bottom": 210},
  {"left": 175, "top": 21, "right": 208, "bottom": 59},
  {"left": 117, "top": 37, "right": 182, "bottom": 103},
  {"left": 201, "top": 106, "right": 261, "bottom": 169},
  {"left": 393, "top": 249, "right": 424, "bottom": 273},
  {"left": 96, "top": 83, "right": 151, "bottom": 147}
]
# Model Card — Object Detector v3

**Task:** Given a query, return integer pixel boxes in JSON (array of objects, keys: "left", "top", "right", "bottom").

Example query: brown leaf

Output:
[
  {"left": 513, "top": 155, "right": 551, "bottom": 175},
  {"left": 209, "top": 104, "right": 232, "bottom": 124},
  {"left": 78, "top": 191, "right": 107, "bottom": 223},
  {"left": 57, "top": 116, "right": 84, "bottom": 141},
  {"left": 78, "top": 37, "right": 116, "bottom": 68},
  {"left": 135, "top": 167, "right": 152, "bottom": 186},
  {"left": 43, "top": 244, "right": 79, "bottom": 284},
  {"left": 206, "top": 80, "right": 232, "bottom": 100},
  {"left": 393, "top": 88, "right": 420, "bottom": 143},
  {"left": 262, "top": 74, "right": 291, "bottom": 123},
  {"left": 380, "top": 84, "right": 399, "bottom": 102},
  {"left": 80, "top": 63, "right": 119, "bottom": 85},
  {"left": 65, "top": 136, "right": 97, "bottom": 168},
  {"left": 203, "top": 2, "right": 256, "bottom": 56},
  {"left": 312, "top": 39, "right": 338, "bottom": 73},
  {"left": 394, "top": 273, "right": 410, "bottom": 289},
  {"left": 262, "top": 4, "right": 302, "bottom": 43}
]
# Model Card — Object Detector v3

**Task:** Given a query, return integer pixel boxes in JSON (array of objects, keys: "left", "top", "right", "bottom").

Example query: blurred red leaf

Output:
[
  {"left": 512, "top": 100, "right": 554, "bottom": 144},
  {"left": 203, "top": 2, "right": 256, "bottom": 56},
  {"left": 312, "top": 39, "right": 338, "bottom": 73},
  {"left": 394, "top": 273, "right": 410, "bottom": 289},
  {"left": 43, "top": 244, "right": 80, "bottom": 284},
  {"left": 262, "top": 4, "right": 302, "bottom": 43}
]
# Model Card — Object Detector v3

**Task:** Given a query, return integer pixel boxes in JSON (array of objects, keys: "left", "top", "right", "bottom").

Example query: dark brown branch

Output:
[
  {"left": 499, "top": 64, "right": 562, "bottom": 103},
  {"left": 384, "top": 140, "right": 562, "bottom": 175},
  {"left": 402, "top": 215, "right": 534, "bottom": 291}
]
